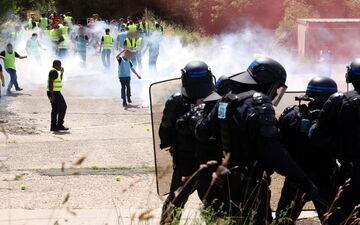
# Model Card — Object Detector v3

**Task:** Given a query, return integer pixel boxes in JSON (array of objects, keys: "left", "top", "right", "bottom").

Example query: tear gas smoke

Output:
[{"left": 0, "top": 20, "right": 348, "bottom": 106}]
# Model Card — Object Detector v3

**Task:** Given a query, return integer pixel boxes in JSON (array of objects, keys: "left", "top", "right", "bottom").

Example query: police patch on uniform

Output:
[
  {"left": 300, "top": 119, "right": 310, "bottom": 133},
  {"left": 218, "top": 102, "right": 228, "bottom": 119}
]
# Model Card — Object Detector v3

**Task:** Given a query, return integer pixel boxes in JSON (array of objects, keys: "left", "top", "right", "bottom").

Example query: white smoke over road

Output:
[{"left": 0, "top": 20, "right": 347, "bottom": 105}]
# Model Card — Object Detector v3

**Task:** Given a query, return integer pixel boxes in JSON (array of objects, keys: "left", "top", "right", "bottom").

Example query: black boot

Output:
[
  {"left": 122, "top": 99, "right": 127, "bottom": 107},
  {"left": 57, "top": 125, "right": 69, "bottom": 130},
  {"left": 127, "top": 97, "right": 132, "bottom": 103},
  {"left": 50, "top": 125, "right": 59, "bottom": 131}
]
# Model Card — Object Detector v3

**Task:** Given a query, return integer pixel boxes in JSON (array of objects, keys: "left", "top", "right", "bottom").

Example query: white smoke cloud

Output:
[{"left": 0, "top": 20, "right": 348, "bottom": 105}]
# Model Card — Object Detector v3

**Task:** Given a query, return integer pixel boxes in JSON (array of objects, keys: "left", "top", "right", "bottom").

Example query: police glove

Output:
[
  {"left": 175, "top": 113, "right": 193, "bottom": 135},
  {"left": 176, "top": 104, "right": 206, "bottom": 135}
]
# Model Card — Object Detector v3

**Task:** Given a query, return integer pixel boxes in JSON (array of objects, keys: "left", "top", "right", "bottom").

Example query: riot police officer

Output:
[
  {"left": 158, "top": 60, "right": 215, "bottom": 224},
  {"left": 309, "top": 59, "right": 360, "bottom": 225},
  {"left": 276, "top": 76, "right": 339, "bottom": 224},
  {"left": 195, "top": 57, "right": 318, "bottom": 224}
]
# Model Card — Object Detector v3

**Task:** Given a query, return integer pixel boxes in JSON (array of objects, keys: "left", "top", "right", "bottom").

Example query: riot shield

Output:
[
  {"left": 149, "top": 78, "right": 182, "bottom": 197},
  {"left": 275, "top": 91, "right": 306, "bottom": 117}
]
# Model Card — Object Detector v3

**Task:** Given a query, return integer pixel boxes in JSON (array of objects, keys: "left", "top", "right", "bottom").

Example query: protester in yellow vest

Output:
[
  {"left": 121, "top": 32, "right": 143, "bottom": 72},
  {"left": 39, "top": 13, "right": 49, "bottom": 30},
  {"left": 26, "top": 33, "right": 43, "bottom": 62},
  {"left": 64, "top": 12, "right": 73, "bottom": 26},
  {"left": 150, "top": 18, "right": 164, "bottom": 34},
  {"left": 28, "top": 14, "right": 38, "bottom": 30},
  {"left": 100, "top": 28, "right": 113, "bottom": 70},
  {"left": 138, "top": 17, "right": 149, "bottom": 35},
  {"left": 47, "top": 60, "right": 68, "bottom": 132},
  {"left": 57, "top": 30, "right": 68, "bottom": 59},
  {"left": 59, "top": 21, "right": 70, "bottom": 36},
  {"left": 0, "top": 43, "right": 27, "bottom": 95},
  {"left": 50, "top": 20, "right": 61, "bottom": 54},
  {"left": 127, "top": 20, "right": 137, "bottom": 32}
]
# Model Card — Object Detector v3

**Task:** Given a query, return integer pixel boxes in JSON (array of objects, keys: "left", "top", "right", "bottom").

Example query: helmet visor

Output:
[{"left": 268, "top": 83, "right": 288, "bottom": 106}]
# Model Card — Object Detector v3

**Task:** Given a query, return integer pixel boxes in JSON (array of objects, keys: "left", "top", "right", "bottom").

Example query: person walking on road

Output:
[
  {"left": 75, "top": 27, "right": 89, "bottom": 66},
  {"left": 47, "top": 60, "right": 68, "bottom": 132},
  {"left": 0, "top": 43, "right": 27, "bottom": 95},
  {"left": 100, "top": 28, "right": 113, "bottom": 70},
  {"left": 26, "top": 33, "right": 43, "bottom": 62},
  {"left": 115, "top": 50, "right": 141, "bottom": 107}
]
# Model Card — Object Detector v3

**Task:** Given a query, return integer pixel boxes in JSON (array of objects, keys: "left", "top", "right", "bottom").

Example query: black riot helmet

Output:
[
  {"left": 215, "top": 74, "right": 236, "bottom": 96},
  {"left": 203, "top": 73, "right": 253, "bottom": 102},
  {"left": 346, "top": 58, "right": 360, "bottom": 84},
  {"left": 230, "top": 57, "right": 287, "bottom": 106},
  {"left": 181, "top": 61, "right": 215, "bottom": 99},
  {"left": 304, "top": 76, "right": 337, "bottom": 103},
  {"left": 203, "top": 74, "right": 235, "bottom": 102}
]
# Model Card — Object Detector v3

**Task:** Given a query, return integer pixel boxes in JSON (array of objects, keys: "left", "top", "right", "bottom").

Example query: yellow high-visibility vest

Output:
[
  {"left": 39, "top": 17, "right": 48, "bottom": 30},
  {"left": 58, "top": 36, "right": 68, "bottom": 49},
  {"left": 102, "top": 35, "right": 113, "bottom": 50},
  {"left": 47, "top": 69, "right": 62, "bottom": 91},
  {"left": 64, "top": 16, "right": 73, "bottom": 26},
  {"left": 59, "top": 24, "right": 69, "bottom": 35},
  {"left": 128, "top": 24, "right": 137, "bottom": 32},
  {"left": 28, "top": 19, "right": 38, "bottom": 29},
  {"left": 139, "top": 22, "right": 149, "bottom": 32},
  {"left": 50, "top": 29, "right": 59, "bottom": 41},
  {"left": 125, "top": 38, "right": 142, "bottom": 52},
  {"left": 152, "top": 23, "right": 164, "bottom": 33}
]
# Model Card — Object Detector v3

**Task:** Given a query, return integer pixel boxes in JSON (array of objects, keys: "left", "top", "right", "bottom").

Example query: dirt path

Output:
[{"left": 0, "top": 81, "right": 320, "bottom": 224}]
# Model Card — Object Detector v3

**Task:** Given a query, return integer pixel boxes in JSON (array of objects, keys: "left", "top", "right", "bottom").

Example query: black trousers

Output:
[
  {"left": 276, "top": 175, "right": 335, "bottom": 225},
  {"left": 119, "top": 77, "right": 131, "bottom": 100},
  {"left": 219, "top": 172, "right": 272, "bottom": 225},
  {"left": 160, "top": 160, "right": 198, "bottom": 224},
  {"left": 328, "top": 166, "right": 360, "bottom": 225},
  {"left": 47, "top": 91, "right": 67, "bottom": 127}
]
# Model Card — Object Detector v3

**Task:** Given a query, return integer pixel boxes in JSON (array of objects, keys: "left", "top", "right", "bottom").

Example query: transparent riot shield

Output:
[
  {"left": 149, "top": 78, "right": 182, "bottom": 197},
  {"left": 275, "top": 91, "right": 306, "bottom": 117}
]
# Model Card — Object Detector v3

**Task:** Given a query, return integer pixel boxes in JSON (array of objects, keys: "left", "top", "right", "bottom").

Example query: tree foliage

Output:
[
  {"left": 2, "top": 0, "right": 360, "bottom": 35},
  {"left": 0, "top": 0, "right": 55, "bottom": 19}
]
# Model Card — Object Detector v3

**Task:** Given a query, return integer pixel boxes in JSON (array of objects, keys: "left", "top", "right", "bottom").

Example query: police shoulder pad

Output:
[
  {"left": 329, "top": 92, "right": 345, "bottom": 104},
  {"left": 166, "top": 93, "right": 183, "bottom": 108},
  {"left": 170, "top": 93, "right": 183, "bottom": 102},
  {"left": 252, "top": 92, "right": 271, "bottom": 106}
]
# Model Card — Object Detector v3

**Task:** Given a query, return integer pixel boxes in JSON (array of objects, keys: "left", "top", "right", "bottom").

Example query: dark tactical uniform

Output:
[
  {"left": 159, "top": 93, "right": 199, "bottom": 219},
  {"left": 276, "top": 104, "right": 338, "bottom": 224},
  {"left": 159, "top": 60, "right": 215, "bottom": 224},
  {"left": 310, "top": 91, "right": 360, "bottom": 224},
  {"left": 198, "top": 91, "right": 316, "bottom": 224},
  {"left": 193, "top": 99, "right": 224, "bottom": 212},
  {"left": 196, "top": 57, "right": 317, "bottom": 225},
  {"left": 276, "top": 76, "right": 339, "bottom": 224}
]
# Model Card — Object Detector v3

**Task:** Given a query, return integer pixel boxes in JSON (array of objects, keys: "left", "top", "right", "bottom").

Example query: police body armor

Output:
[
  {"left": 340, "top": 91, "right": 360, "bottom": 174},
  {"left": 217, "top": 90, "right": 259, "bottom": 170},
  {"left": 159, "top": 93, "right": 197, "bottom": 164},
  {"left": 216, "top": 90, "right": 277, "bottom": 222},
  {"left": 280, "top": 104, "right": 337, "bottom": 177}
]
